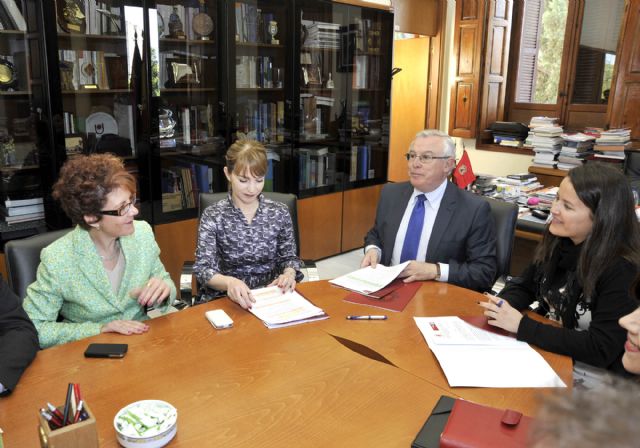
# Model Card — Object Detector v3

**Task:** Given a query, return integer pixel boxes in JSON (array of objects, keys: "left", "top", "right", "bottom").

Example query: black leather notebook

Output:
[{"left": 411, "top": 395, "right": 456, "bottom": 448}]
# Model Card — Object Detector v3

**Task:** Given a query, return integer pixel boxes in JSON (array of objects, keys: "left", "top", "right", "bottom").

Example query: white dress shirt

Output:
[{"left": 366, "top": 179, "right": 449, "bottom": 282}]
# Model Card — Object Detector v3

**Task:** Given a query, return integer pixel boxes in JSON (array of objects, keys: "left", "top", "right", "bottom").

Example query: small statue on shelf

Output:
[
  {"left": 326, "top": 73, "right": 334, "bottom": 89},
  {"left": 268, "top": 20, "right": 279, "bottom": 45},
  {"left": 168, "top": 6, "right": 186, "bottom": 39}
]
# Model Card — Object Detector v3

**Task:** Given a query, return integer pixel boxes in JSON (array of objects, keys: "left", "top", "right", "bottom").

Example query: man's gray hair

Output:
[{"left": 409, "top": 129, "right": 456, "bottom": 158}]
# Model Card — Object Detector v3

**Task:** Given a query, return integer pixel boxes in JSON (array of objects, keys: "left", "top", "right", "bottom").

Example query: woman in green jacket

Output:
[{"left": 23, "top": 154, "right": 176, "bottom": 348}]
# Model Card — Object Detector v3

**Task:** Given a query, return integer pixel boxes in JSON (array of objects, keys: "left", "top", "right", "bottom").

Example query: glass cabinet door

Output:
[
  {"left": 229, "top": 0, "right": 293, "bottom": 193},
  {"left": 294, "top": 0, "right": 348, "bottom": 198},
  {"left": 50, "top": 0, "right": 151, "bottom": 220},
  {"left": 0, "top": 0, "right": 49, "bottom": 241},
  {"left": 151, "top": 0, "right": 226, "bottom": 223},
  {"left": 346, "top": 6, "right": 392, "bottom": 191}
]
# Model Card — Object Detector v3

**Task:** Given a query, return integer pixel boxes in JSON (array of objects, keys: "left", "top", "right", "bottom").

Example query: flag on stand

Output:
[{"left": 453, "top": 149, "right": 476, "bottom": 189}]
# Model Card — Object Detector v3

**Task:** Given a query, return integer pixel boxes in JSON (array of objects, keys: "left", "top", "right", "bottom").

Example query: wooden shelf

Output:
[
  {"left": 236, "top": 87, "right": 283, "bottom": 92},
  {"left": 160, "top": 37, "right": 216, "bottom": 45},
  {"left": 160, "top": 87, "right": 216, "bottom": 93},
  {"left": 57, "top": 33, "right": 126, "bottom": 42},
  {"left": 476, "top": 142, "right": 535, "bottom": 156},
  {"left": 0, "top": 164, "right": 38, "bottom": 172},
  {"left": 0, "top": 30, "right": 26, "bottom": 36},
  {"left": 237, "top": 42, "right": 283, "bottom": 48},
  {"left": 0, "top": 90, "right": 30, "bottom": 96},
  {"left": 62, "top": 89, "right": 130, "bottom": 95}
]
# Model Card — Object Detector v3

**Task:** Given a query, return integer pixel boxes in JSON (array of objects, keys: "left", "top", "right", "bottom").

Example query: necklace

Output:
[{"left": 98, "top": 240, "right": 120, "bottom": 262}]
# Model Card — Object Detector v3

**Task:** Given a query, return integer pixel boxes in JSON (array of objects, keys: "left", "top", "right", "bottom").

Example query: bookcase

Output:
[
  {"left": 10, "top": 0, "right": 392, "bottom": 261},
  {"left": 293, "top": 0, "right": 392, "bottom": 200},
  {"left": 0, "top": 0, "right": 50, "bottom": 245}
]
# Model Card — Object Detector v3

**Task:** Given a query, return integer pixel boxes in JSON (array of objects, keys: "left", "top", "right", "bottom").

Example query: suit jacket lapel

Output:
[
  {"left": 72, "top": 227, "right": 123, "bottom": 312},
  {"left": 426, "top": 182, "right": 457, "bottom": 261},
  {"left": 385, "top": 183, "right": 413, "bottom": 264}
]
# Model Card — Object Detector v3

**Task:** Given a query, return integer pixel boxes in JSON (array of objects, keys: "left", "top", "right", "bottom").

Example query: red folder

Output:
[
  {"left": 343, "top": 280, "right": 421, "bottom": 312},
  {"left": 440, "top": 399, "right": 532, "bottom": 448}
]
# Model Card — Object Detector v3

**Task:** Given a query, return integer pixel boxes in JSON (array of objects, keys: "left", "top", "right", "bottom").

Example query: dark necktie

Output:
[{"left": 400, "top": 194, "right": 426, "bottom": 263}]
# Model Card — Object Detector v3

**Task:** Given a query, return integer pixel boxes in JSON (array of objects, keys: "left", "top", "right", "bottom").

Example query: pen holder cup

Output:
[{"left": 37, "top": 402, "right": 98, "bottom": 448}]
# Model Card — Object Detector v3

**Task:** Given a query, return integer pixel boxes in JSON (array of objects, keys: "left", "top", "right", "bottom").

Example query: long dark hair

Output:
[{"left": 534, "top": 163, "right": 640, "bottom": 298}]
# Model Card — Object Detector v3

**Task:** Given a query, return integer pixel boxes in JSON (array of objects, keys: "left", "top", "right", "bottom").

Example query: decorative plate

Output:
[{"left": 85, "top": 112, "right": 118, "bottom": 138}]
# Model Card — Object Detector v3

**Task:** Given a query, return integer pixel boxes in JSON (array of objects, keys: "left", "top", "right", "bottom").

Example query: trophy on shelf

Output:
[
  {"left": 268, "top": 20, "right": 279, "bottom": 44},
  {"left": 168, "top": 6, "right": 186, "bottom": 39},
  {"left": 326, "top": 73, "right": 334, "bottom": 89},
  {"left": 57, "top": 0, "right": 86, "bottom": 33},
  {"left": 59, "top": 61, "right": 75, "bottom": 90},
  {"left": 159, "top": 109, "right": 177, "bottom": 139},
  {"left": 0, "top": 58, "right": 17, "bottom": 91},
  {"left": 193, "top": 0, "right": 214, "bottom": 40},
  {"left": 167, "top": 61, "right": 200, "bottom": 87}
]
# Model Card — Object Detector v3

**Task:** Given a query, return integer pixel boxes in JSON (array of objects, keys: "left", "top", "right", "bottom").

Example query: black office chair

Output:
[
  {"left": 4, "top": 228, "right": 71, "bottom": 300},
  {"left": 479, "top": 196, "right": 518, "bottom": 288},
  {"left": 180, "top": 192, "right": 315, "bottom": 306}
]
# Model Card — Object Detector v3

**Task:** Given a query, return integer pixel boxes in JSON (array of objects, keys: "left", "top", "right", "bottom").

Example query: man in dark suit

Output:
[
  {"left": 0, "top": 277, "right": 39, "bottom": 396},
  {"left": 362, "top": 129, "right": 497, "bottom": 292}
]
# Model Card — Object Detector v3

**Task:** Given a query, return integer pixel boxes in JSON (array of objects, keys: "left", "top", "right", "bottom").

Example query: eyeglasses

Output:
[
  {"left": 99, "top": 201, "right": 135, "bottom": 217},
  {"left": 405, "top": 152, "right": 451, "bottom": 163}
]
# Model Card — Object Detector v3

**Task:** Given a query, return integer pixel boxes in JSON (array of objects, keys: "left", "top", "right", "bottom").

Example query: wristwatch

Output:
[{"left": 434, "top": 263, "right": 441, "bottom": 280}]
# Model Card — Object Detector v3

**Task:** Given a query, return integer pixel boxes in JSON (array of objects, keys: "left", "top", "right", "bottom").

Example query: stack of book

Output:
[
  {"left": 0, "top": 197, "right": 44, "bottom": 224},
  {"left": 494, "top": 174, "right": 542, "bottom": 198},
  {"left": 530, "top": 124, "right": 563, "bottom": 168},
  {"left": 594, "top": 128, "right": 631, "bottom": 162},
  {"left": 525, "top": 117, "right": 559, "bottom": 147},
  {"left": 557, "top": 132, "right": 596, "bottom": 171},
  {"left": 301, "top": 20, "right": 340, "bottom": 49}
]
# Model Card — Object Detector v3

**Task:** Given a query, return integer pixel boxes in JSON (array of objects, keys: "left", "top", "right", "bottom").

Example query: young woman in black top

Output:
[{"left": 480, "top": 163, "right": 640, "bottom": 374}]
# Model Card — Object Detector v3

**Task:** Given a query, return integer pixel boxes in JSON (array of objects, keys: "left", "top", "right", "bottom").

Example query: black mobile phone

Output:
[{"left": 84, "top": 343, "right": 128, "bottom": 358}]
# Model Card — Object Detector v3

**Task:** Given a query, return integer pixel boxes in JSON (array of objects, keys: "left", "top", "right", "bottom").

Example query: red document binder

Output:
[
  {"left": 343, "top": 280, "right": 421, "bottom": 312},
  {"left": 439, "top": 399, "right": 533, "bottom": 448}
]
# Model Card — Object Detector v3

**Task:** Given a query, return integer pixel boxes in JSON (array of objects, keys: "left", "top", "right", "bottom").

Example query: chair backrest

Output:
[
  {"left": 479, "top": 196, "right": 518, "bottom": 281},
  {"left": 4, "top": 229, "right": 71, "bottom": 300},
  {"left": 199, "top": 192, "right": 300, "bottom": 256}
]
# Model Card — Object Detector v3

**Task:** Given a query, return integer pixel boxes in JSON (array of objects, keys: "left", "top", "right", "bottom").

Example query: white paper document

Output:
[
  {"left": 415, "top": 317, "right": 566, "bottom": 388},
  {"left": 329, "top": 261, "right": 410, "bottom": 294},
  {"left": 249, "top": 286, "right": 328, "bottom": 329}
]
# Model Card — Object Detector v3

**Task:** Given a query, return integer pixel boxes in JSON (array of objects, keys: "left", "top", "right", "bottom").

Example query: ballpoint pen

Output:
[{"left": 346, "top": 315, "right": 387, "bottom": 320}]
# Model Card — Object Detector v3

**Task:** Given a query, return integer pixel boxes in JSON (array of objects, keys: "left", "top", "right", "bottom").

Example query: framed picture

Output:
[
  {"left": 306, "top": 65, "right": 322, "bottom": 86},
  {"left": 65, "top": 133, "right": 84, "bottom": 155}
]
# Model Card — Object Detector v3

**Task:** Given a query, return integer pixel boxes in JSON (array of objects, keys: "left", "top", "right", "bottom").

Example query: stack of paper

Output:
[
  {"left": 249, "top": 286, "right": 328, "bottom": 329},
  {"left": 329, "top": 261, "right": 409, "bottom": 296},
  {"left": 414, "top": 316, "right": 566, "bottom": 388}
]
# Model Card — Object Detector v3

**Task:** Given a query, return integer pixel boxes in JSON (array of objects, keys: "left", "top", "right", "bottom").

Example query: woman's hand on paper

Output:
[
  {"left": 478, "top": 294, "right": 523, "bottom": 333},
  {"left": 399, "top": 261, "right": 438, "bottom": 282},
  {"left": 101, "top": 319, "right": 149, "bottom": 335},
  {"left": 269, "top": 268, "right": 297, "bottom": 292},
  {"left": 226, "top": 277, "right": 255, "bottom": 309}
]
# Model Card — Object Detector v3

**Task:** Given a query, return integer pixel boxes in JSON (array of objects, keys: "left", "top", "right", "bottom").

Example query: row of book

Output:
[
  {"left": 298, "top": 147, "right": 335, "bottom": 190},
  {"left": 235, "top": 100, "right": 285, "bottom": 144},
  {"left": 0, "top": 196, "right": 44, "bottom": 224},
  {"left": 352, "top": 17, "right": 383, "bottom": 54},
  {"left": 234, "top": 3, "right": 278, "bottom": 44},
  {"left": 161, "top": 163, "right": 215, "bottom": 212},
  {"left": 236, "top": 56, "right": 279, "bottom": 89}
]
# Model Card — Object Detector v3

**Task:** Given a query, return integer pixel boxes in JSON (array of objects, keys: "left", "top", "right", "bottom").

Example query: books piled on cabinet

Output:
[
  {"left": 0, "top": 197, "right": 44, "bottom": 224},
  {"left": 557, "top": 132, "right": 596, "bottom": 171},
  {"left": 298, "top": 147, "right": 335, "bottom": 190},
  {"left": 301, "top": 20, "right": 340, "bottom": 49},
  {"left": 529, "top": 122, "right": 563, "bottom": 168},
  {"left": 524, "top": 116, "right": 559, "bottom": 147},
  {"left": 594, "top": 128, "right": 631, "bottom": 161},
  {"left": 161, "top": 163, "right": 213, "bottom": 212}
]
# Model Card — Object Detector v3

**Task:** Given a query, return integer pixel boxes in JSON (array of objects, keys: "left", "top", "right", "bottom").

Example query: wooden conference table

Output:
[{"left": 0, "top": 281, "right": 572, "bottom": 447}]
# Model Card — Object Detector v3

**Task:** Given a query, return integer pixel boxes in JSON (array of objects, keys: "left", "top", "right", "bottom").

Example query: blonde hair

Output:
[{"left": 225, "top": 140, "right": 267, "bottom": 178}]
